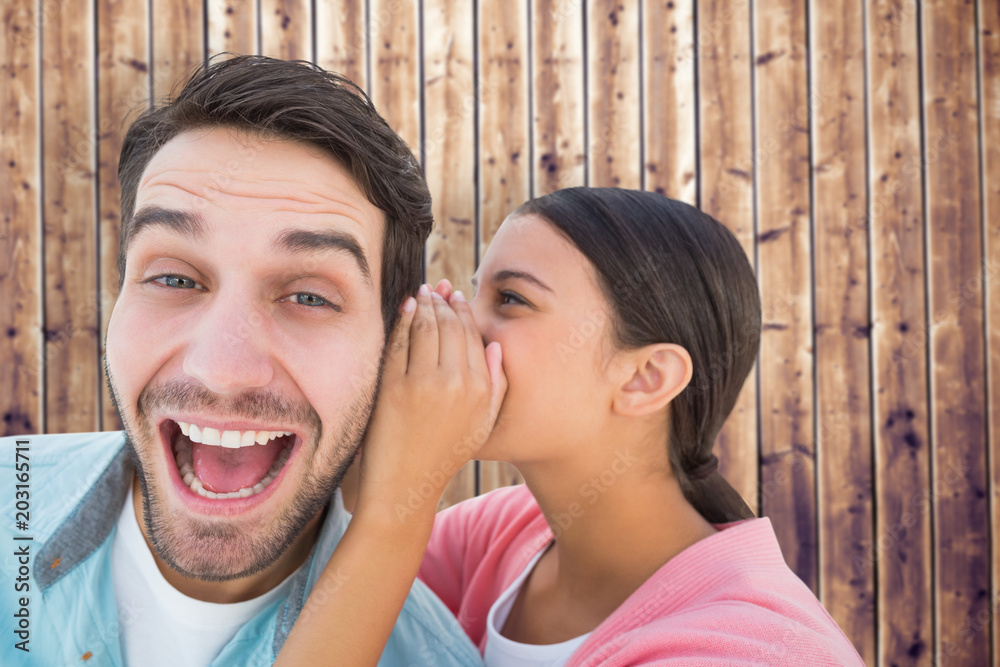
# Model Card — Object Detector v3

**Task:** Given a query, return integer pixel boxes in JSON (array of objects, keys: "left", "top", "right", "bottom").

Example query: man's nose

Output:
[{"left": 181, "top": 295, "right": 274, "bottom": 395}]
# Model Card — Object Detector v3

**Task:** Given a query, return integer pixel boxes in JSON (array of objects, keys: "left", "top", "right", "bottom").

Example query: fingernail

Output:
[
  {"left": 431, "top": 290, "right": 444, "bottom": 300},
  {"left": 452, "top": 290, "right": 466, "bottom": 302},
  {"left": 418, "top": 284, "right": 430, "bottom": 296},
  {"left": 402, "top": 297, "right": 416, "bottom": 312}
]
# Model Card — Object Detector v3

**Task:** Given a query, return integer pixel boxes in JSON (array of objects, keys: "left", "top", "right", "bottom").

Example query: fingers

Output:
[
  {"left": 449, "top": 291, "right": 487, "bottom": 375},
  {"left": 433, "top": 279, "right": 453, "bottom": 301},
  {"left": 408, "top": 284, "right": 439, "bottom": 374},
  {"left": 384, "top": 296, "right": 417, "bottom": 378},
  {"left": 430, "top": 289, "right": 466, "bottom": 371},
  {"left": 484, "top": 342, "right": 507, "bottom": 428}
]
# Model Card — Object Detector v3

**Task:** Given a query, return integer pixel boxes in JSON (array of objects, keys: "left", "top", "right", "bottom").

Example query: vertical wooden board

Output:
[
  {"left": 867, "top": 2, "right": 933, "bottom": 665},
  {"left": 533, "top": 0, "right": 586, "bottom": 194},
  {"left": 478, "top": 0, "right": 529, "bottom": 493},
  {"left": 980, "top": 1, "right": 1000, "bottom": 660},
  {"left": 370, "top": 0, "right": 421, "bottom": 158},
  {"left": 478, "top": 0, "right": 530, "bottom": 247},
  {"left": 696, "top": 0, "right": 757, "bottom": 513},
  {"left": 921, "top": 1, "right": 990, "bottom": 665},
  {"left": 152, "top": 0, "right": 204, "bottom": 100},
  {"left": 753, "top": 0, "right": 816, "bottom": 592},
  {"left": 644, "top": 0, "right": 696, "bottom": 203},
  {"left": 41, "top": 0, "right": 99, "bottom": 434},
  {"left": 810, "top": 0, "right": 873, "bottom": 661},
  {"left": 423, "top": 0, "right": 477, "bottom": 508},
  {"left": 315, "top": 0, "right": 367, "bottom": 89},
  {"left": 260, "top": 0, "right": 312, "bottom": 61},
  {"left": 1, "top": 1, "right": 43, "bottom": 436},
  {"left": 587, "top": 0, "right": 640, "bottom": 188},
  {"left": 97, "top": 0, "right": 150, "bottom": 433},
  {"left": 208, "top": 0, "right": 259, "bottom": 57}
]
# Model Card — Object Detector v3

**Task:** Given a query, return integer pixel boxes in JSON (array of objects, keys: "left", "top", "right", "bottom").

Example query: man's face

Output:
[{"left": 105, "top": 127, "right": 386, "bottom": 580}]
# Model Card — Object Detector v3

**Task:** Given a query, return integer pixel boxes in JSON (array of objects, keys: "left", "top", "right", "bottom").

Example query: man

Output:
[{"left": 0, "top": 56, "right": 482, "bottom": 666}]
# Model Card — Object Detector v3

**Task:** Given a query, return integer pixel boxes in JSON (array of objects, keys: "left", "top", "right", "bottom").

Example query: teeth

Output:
[
  {"left": 220, "top": 430, "right": 241, "bottom": 448},
  {"left": 177, "top": 420, "right": 293, "bottom": 449},
  {"left": 172, "top": 425, "right": 294, "bottom": 500}
]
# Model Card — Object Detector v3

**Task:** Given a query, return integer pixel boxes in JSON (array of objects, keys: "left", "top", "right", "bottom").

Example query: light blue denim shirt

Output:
[{"left": 0, "top": 431, "right": 483, "bottom": 666}]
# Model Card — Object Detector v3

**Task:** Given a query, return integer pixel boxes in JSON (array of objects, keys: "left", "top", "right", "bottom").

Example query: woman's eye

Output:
[
  {"left": 499, "top": 291, "right": 528, "bottom": 307},
  {"left": 287, "top": 293, "right": 342, "bottom": 311},
  {"left": 151, "top": 274, "right": 203, "bottom": 290}
]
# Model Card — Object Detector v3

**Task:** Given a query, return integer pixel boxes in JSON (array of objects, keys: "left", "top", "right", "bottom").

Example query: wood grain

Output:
[
  {"left": 260, "top": 0, "right": 311, "bottom": 61},
  {"left": 587, "top": 0, "right": 640, "bottom": 188},
  {"left": 97, "top": 0, "right": 149, "bottom": 432},
  {"left": 1, "top": 0, "right": 43, "bottom": 436},
  {"left": 696, "top": 0, "right": 757, "bottom": 513},
  {"left": 315, "top": 0, "right": 367, "bottom": 89},
  {"left": 867, "top": 1, "right": 933, "bottom": 663},
  {"left": 810, "top": 0, "right": 873, "bottom": 661},
  {"left": 532, "top": 0, "right": 585, "bottom": 194},
  {"left": 922, "top": 1, "right": 990, "bottom": 664},
  {"left": 151, "top": 0, "right": 204, "bottom": 100},
  {"left": 644, "top": 0, "right": 696, "bottom": 202},
  {"left": 369, "top": 0, "right": 421, "bottom": 158},
  {"left": 41, "top": 0, "right": 99, "bottom": 434},
  {"left": 422, "top": 0, "right": 477, "bottom": 508},
  {"left": 476, "top": 0, "right": 529, "bottom": 494},
  {"left": 980, "top": 1, "right": 1000, "bottom": 661},
  {"left": 753, "top": 0, "right": 816, "bottom": 592},
  {"left": 208, "top": 0, "right": 259, "bottom": 57}
]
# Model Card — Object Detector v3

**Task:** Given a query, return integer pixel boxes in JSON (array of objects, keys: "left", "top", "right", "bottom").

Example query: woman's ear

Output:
[{"left": 612, "top": 344, "right": 693, "bottom": 417}]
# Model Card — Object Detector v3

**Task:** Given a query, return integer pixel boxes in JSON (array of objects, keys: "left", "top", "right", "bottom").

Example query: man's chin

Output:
[
  {"left": 135, "top": 467, "right": 335, "bottom": 583},
  {"left": 146, "top": 518, "right": 296, "bottom": 582}
]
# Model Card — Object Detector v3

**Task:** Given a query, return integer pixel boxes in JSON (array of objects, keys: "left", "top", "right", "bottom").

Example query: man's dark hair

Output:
[{"left": 117, "top": 54, "right": 431, "bottom": 334}]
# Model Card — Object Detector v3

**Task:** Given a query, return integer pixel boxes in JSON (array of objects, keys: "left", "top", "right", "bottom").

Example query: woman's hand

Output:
[
  {"left": 355, "top": 283, "right": 505, "bottom": 525},
  {"left": 276, "top": 284, "right": 504, "bottom": 666}
]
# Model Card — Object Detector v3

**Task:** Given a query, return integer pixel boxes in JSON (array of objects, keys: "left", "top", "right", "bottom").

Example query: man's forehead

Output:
[{"left": 129, "top": 127, "right": 386, "bottom": 280}]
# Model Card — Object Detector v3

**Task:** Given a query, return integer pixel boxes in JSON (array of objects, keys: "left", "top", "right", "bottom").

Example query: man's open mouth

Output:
[{"left": 166, "top": 420, "right": 297, "bottom": 500}]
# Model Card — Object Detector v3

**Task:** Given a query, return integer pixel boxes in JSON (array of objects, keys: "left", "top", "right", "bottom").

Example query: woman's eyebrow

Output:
[{"left": 471, "top": 269, "right": 554, "bottom": 293}]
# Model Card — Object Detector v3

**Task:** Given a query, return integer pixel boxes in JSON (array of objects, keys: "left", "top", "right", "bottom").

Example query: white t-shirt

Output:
[
  {"left": 111, "top": 487, "right": 307, "bottom": 666},
  {"left": 484, "top": 544, "right": 591, "bottom": 667}
]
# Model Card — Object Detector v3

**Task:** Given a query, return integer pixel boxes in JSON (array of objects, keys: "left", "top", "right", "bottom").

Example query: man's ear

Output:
[{"left": 612, "top": 344, "right": 693, "bottom": 417}]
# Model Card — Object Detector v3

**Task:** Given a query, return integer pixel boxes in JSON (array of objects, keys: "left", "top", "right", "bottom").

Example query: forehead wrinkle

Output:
[{"left": 141, "top": 173, "right": 375, "bottom": 226}]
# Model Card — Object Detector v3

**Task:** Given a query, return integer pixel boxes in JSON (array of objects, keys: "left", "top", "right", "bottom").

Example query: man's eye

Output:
[
  {"left": 151, "top": 274, "right": 203, "bottom": 290},
  {"left": 287, "top": 293, "right": 342, "bottom": 312}
]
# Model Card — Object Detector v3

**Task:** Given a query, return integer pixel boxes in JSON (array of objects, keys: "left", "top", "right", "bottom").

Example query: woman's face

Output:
[{"left": 470, "top": 213, "right": 620, "bottom": 462}]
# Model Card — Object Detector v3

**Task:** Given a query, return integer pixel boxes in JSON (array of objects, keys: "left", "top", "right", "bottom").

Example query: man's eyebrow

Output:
[
  {"left": 471, "top": 269, "right": 554, "bottom": 293},
  {"left": 129, "top": 206, "right": 206, "bottom": 243},
  {"left": 273, "top": 228, "right": 372, "bottom": 285}
]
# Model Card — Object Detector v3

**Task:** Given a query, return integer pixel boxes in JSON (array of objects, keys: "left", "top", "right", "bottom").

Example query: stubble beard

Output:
[{"left": 106, "top": 361, "right": 379, "bottom": 582}]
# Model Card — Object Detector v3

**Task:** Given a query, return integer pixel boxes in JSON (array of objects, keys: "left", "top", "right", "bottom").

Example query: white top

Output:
[
  {"left": 484, "top": 544, "right": 591, "bottom": 667},
  {"left": 112, "top": 484, "right": 310, "bottom": 666}
]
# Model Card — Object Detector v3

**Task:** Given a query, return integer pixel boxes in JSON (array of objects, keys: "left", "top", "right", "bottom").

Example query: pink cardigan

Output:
[{"left": 418, "top": 484, "right": 864, "bottom": 666}]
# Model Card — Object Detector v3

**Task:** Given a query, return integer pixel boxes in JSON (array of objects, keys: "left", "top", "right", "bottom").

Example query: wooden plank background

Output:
[{"left": 1, "top": 1, "right": 997, "bottom": 664}]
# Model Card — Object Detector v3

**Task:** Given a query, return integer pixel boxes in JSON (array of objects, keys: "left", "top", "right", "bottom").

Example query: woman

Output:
[{"left": 277, "top": 188, "right": 864, "bottom": 666}]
